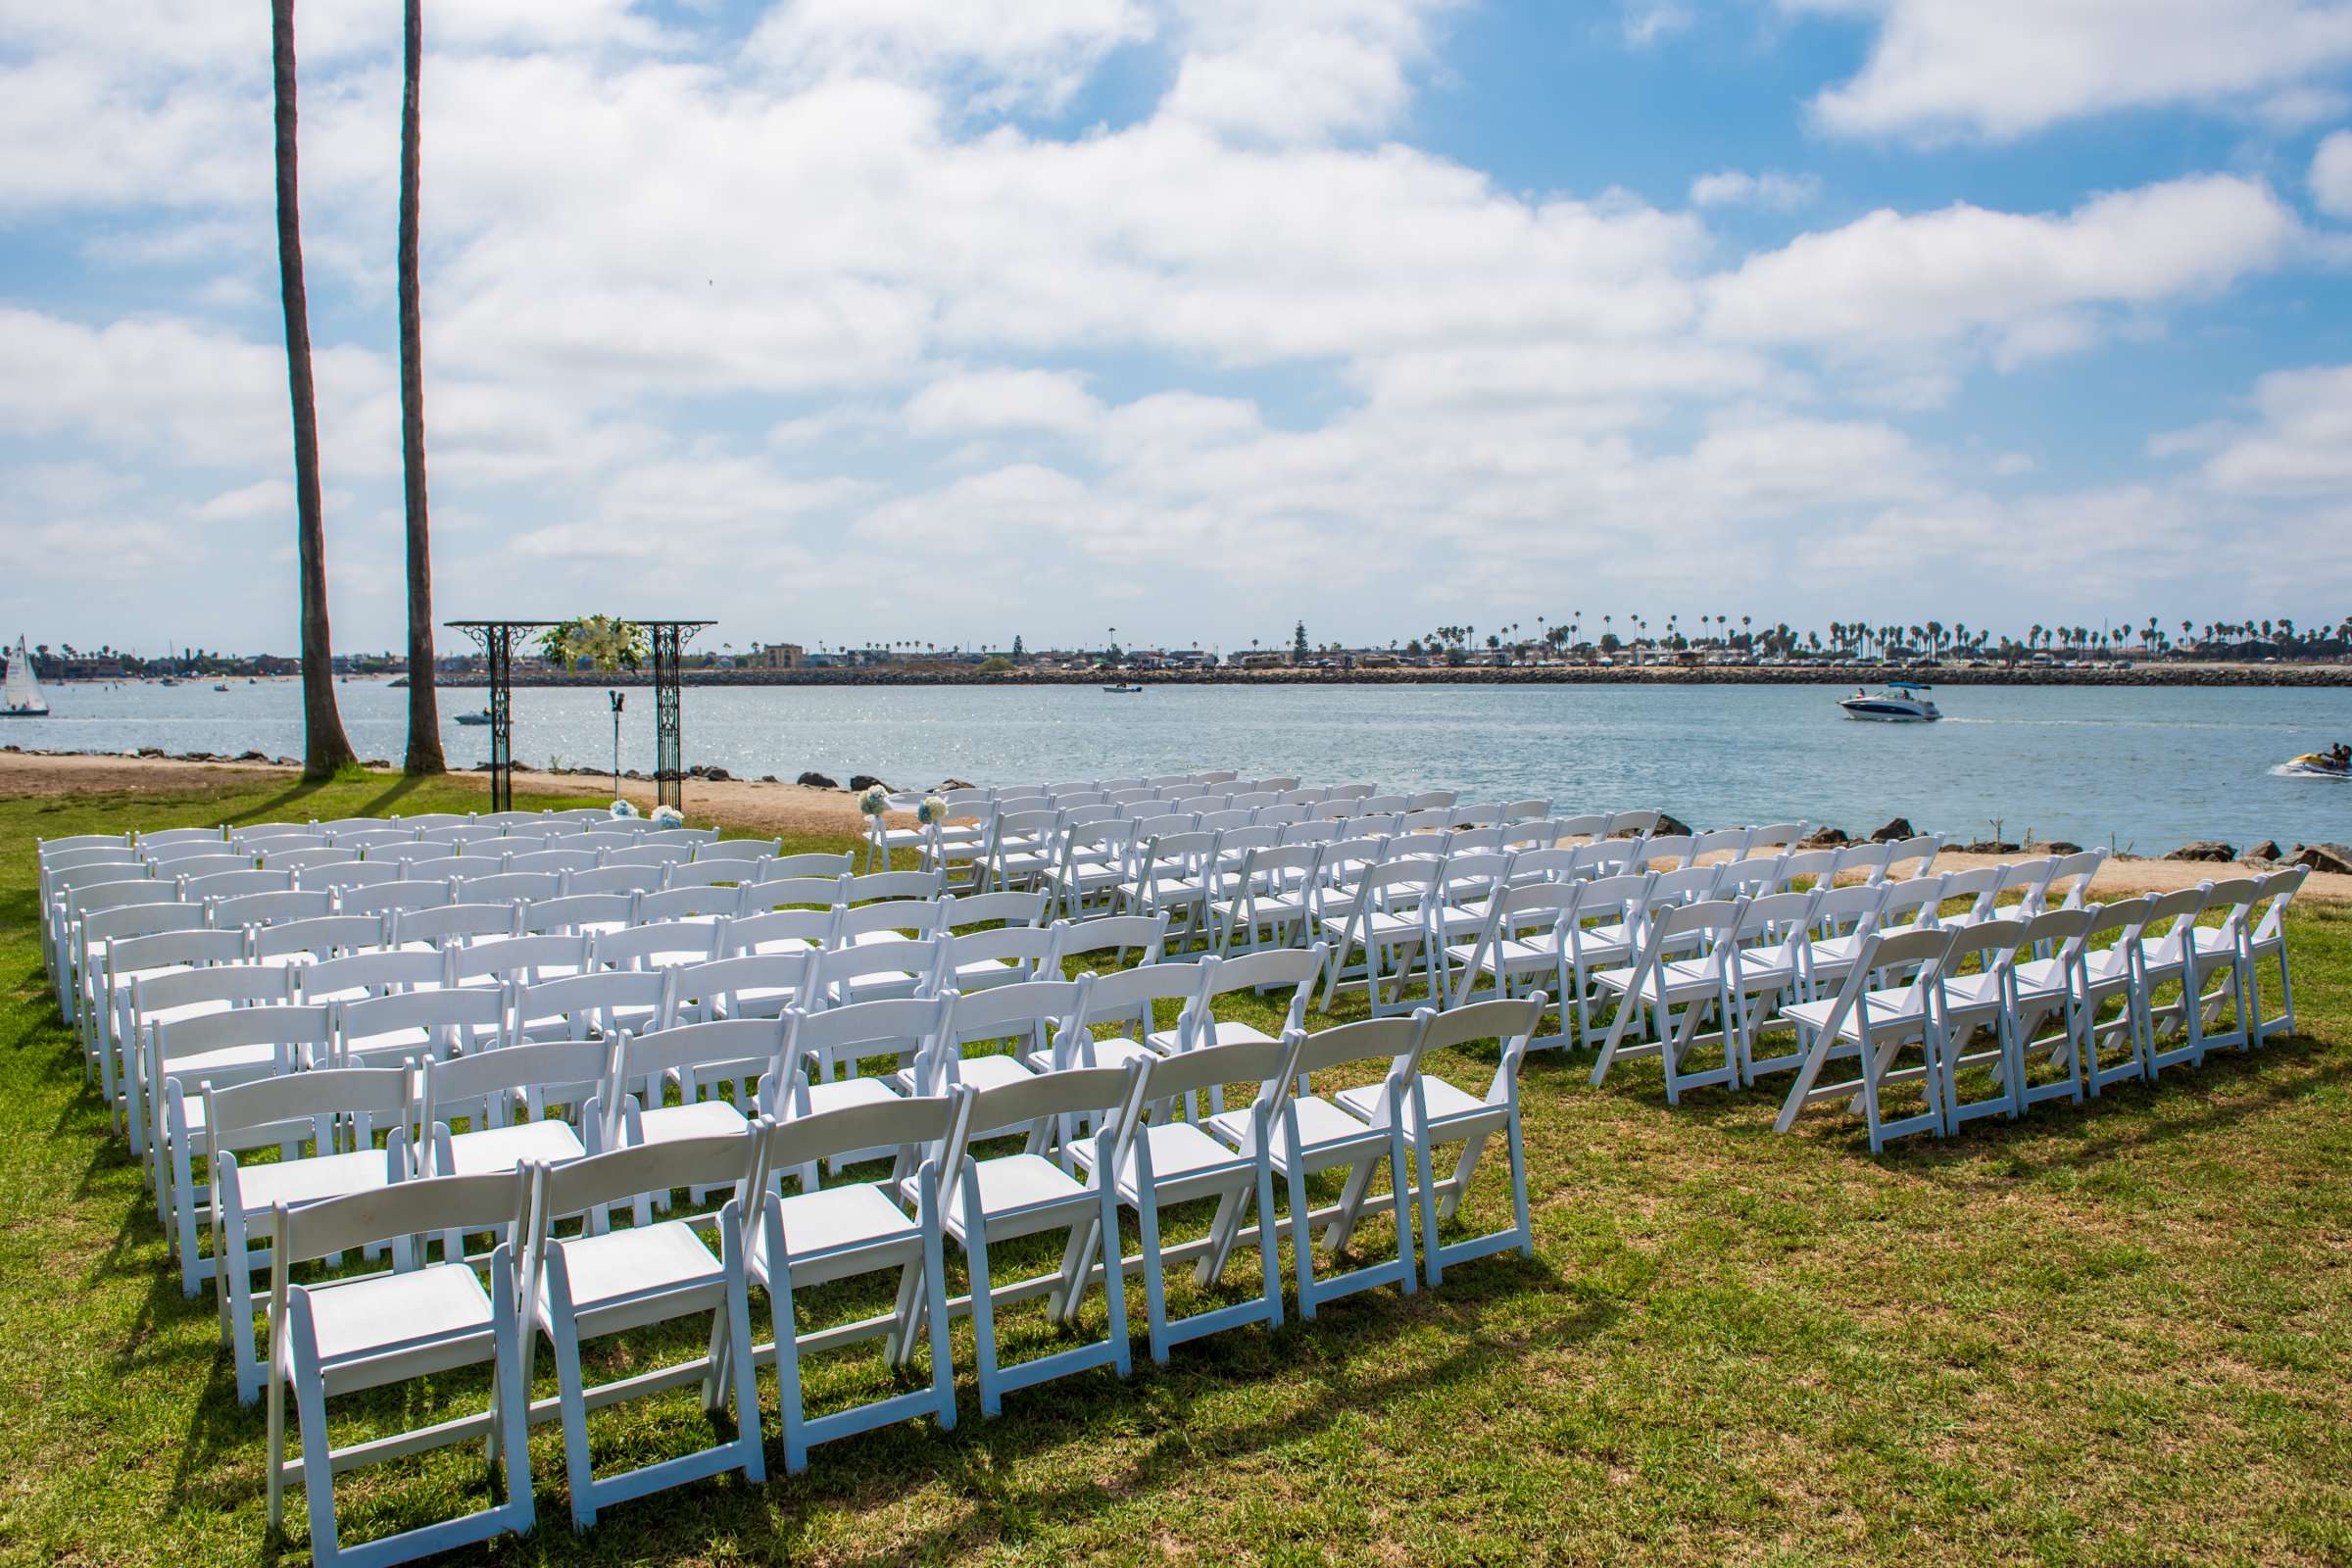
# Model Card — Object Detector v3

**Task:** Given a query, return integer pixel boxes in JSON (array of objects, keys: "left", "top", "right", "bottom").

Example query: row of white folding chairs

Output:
[
  {"left": 229, "top": 991, "right": 1544, "bottom": 1562},
  {"left": 977, "top": 795, "right": 1568, "bottom": 902},
  {"left": 37, "top": 831, "right": 762, "bottom": 1001},
  {"left": 87, "top": 881, "right": 1029, "bottom": 1138},
  {"left": 1448, "top": 851, "right": 2075, "bottom": 1053},
  {"left": 1761, "top": 869, "right": 2308, "bottom": 1149}
]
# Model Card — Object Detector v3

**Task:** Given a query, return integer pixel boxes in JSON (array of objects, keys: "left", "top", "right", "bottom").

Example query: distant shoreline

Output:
[{"left": 422, "top": 663, "right": 2352, "bottom": 689}]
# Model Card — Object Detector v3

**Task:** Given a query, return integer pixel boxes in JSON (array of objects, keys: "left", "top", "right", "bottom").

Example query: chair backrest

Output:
[
  {"left": 833, "top": 899, "right": 946, "bottom": 945},
  {"left": 1744, "top": 821, "right": 1806, "bottom": 854},
  {"left": 395, "top": 811, "right": 479, "bottom": 830},
  {"left": 1883, "top": 834, "right": 1942, "bottom": 882},
  {"left": 1735, "top": 889, "right": 1820, "bottom": 959},
  {"left": 1043, "top": 912, "right": 1168, "bottom": 972},
  {"left": 1713, "top": 854, "right": 1789, "bottom": 900},
  {"left": 61, "top": 881, "right": 186, "bottom": 932},
  {"left": 1689, "top": 827, "right": 1751, "bottom": 862},
  {"left": 763, "top": 851, "right": 857, "bottom": 881},
  {"left": 251, "top": 913, "right": 386, "bottom": 964},
  {"left": 2034, "top": 848, "right": 2109, "bottom": 911},
  {"left": 153, "top": 999, "right": 330, "bottom": 1073},
  {"left": 787, "top": 995, "right": 955, "bottom": 1084},
  {"left": 209, "top": 889, "right": 335, "bottom": 930},
  {"left": 1871, "top": 876, "right": 1945, "bottom": 932},
  {"left": 941, "top": 1063, "right": 1138, "bottom": 1174},
  {"left": 83, "top": 902, "right": 206, "bottom": 950},
  {"left": 1417, "top": 994, "right": 1546, "bottom": 1103},
  {"left": 109, "top": 928, "right": 248, "bottom": 982},
  {"left": 595, "top": 919, "right": 724, "bottom": 970},
  {"left": 401, "top": 857, "right": 479, "bottom": 882},
  {"left": 521, "top": 892, "right": 642, "bottom": 934},
  {"left": 600, "top": 843, "right": 692, "bottom": 870},
  {"left": 1776, "top": 848, "right": 1840, "bottom": 888},
  {"left": 2199, "top": 876, "right": 2263, "bottom": 940},
  {"left": 132, "top": 960, "right": 296, "bottom": 1020},
  {"left": 1932, "top": 866, "right": 2002, "bottom": 922},
  {"left": 2248, "top": 866, "right": 2308, "bottom": 944},
  {"left": 422, "top": 1037, "right": 616, "bottom": 1136},
  {"left": 938, "top": 889, "right": 1048, "bottom": 929},
  {"left": 147, "top": 844, "right": 252, "bottom": 870},
  {"left": 181, "top": 869, "right": 295, "bottom": 904},
  {"left": 43, "top": 832, "right": 133, "bottom": 859},
  {"left": 1638, "top": 834, "right": 1696, "bottom": 870},
  {"left": 451, "top": 933, "right": 591, "bottom": 988},
  {"left": 208, "top": 1064, "right": 409, "bottom": 1162},
  {"left": 134, "top": 826, "right": 226, "bottom": 851},
  {"left": 933, "top": 924, "right": 1055, "bottom": 984},
  {"left": 757, "top": 1095, "right": 955, "bottom": 1182},
  {"left": 299, "top": 948, "right": 451, "bottom": 1004},
  {"left": 1832, "top": 841, "right": 1892, "bottom": 880},
  {"left": 503, "top": 849, "right": 601, "bottom": 875},
  {"left": 663, "top": 858, "right": 762, "bottom": 890},
  {"left": 926, "top": 976, "right": 1090, "bottom": 1092},
  {"left": 723, "top": 906, "right": 839, "bottom": 956},
  {"left": 2136, "top": 885, "right": 2211, "bottom": 963},
  {"left": 307, "top": 859, "right": 403, "bottom": 892},
  {"left": 844, "top": 868, "right": 945, "bottom": 905},
  {"left": 513, "top": 968, "right": 675, "bottom": 1042},
  {"left": 745, "top": 875, "right": 849, "bottom": 912},
  {"left": 2018, "top": 906, "right": 2095, "bottom": 973},
  {"left": 1643, "top": 863, "right": 1724, "bottom": 908},
  {"left": 1290, "top": 1012, "right": 1428, "bottom": 1093},
  {"left": 336, "top": 986, "right": 504, "bottom": 1063},
  {"left": 674, "top": 951, "right": 811, "bottom": 1017},
  {"left": 277, "top": 1170, "right": 527, "bottom": 1277},
  {"left": 259, "top": 846, "right": 353, "bottom": 870},
  {"left": 390, "top": 902, "right": 520, "bottom": 948},
  {"left": 811, "top": 937, "right": 944, "bottom": 1000},
  {"left": 635, "top": 886, "right": 745, "bottom": 925},
  {"left": 41, "top": 846, "right": 141, "bottom": 875},
  {"left": 1828, "top": 926, "right": 1954, "bottom": 1025},
  {"left": 363, "top": 841, "right": 456, "bottom": 864},
  {"left": 450, "top": 871, "right": 564, "bottom": 905},
  {"left": 618, "top": 1017, "right": 791, "bottom": 1102}
]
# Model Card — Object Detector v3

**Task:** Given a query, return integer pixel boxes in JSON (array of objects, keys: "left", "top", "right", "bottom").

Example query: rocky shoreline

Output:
[
  {"left": 431, "top": 663, "right": 2352, "bottom": 690},
  {"left": 9, "top": 744, "right": 2345, "bottom": 877}
]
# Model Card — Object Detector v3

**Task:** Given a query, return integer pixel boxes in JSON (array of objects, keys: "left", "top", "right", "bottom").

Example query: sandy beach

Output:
[{"left": 8, "top": 749, "right": 2341, "bottom": 901}]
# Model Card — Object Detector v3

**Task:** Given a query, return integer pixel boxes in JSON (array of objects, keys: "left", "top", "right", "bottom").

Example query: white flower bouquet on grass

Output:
[
  {"left": 650, "top": 805, "right": 684, "bottom": 829},
  {"left": 858, "top": 785, "right": 889, "bottom": 816},
  {"left": 611, "top": 799, "right": 640, "bottom": 819},
  {"left": 916, "top": 795, "right": 950, "bottom": 827}
]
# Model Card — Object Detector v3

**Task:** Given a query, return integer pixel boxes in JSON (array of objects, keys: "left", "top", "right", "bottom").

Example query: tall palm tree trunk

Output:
[
  {"left": 272, "top": 0, "right": 356, "bottom": 780},
  {"left": 398, "top": 0, "right": 444, "bottom": 773}
]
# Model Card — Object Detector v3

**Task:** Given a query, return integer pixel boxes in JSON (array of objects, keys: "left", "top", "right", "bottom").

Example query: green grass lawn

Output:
[{"left": 4, "top": 770, "right": 2350, "bottom": 1566}]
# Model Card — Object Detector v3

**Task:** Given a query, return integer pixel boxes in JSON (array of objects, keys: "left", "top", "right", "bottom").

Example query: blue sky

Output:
[{"left": 4, "top": 0, "right": 2352, "bottom": 658}]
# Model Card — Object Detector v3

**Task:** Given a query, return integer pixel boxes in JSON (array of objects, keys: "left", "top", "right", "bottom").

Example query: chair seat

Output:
[
  {"left": 1208, "top": 1094, "right": 1367, "bottom": 1159},
  {"left": 800, "top": 1075, "right": 903, "bottom": 1116},
  {"left": 442, "top": 1119, "right": 586, "bottom": 1176},
  {"left": 938, "top": 1153, "right": 1090, "bottom": 1230},
  {"left": 941, "top": 1054, "right": 1037, "bottom": 1094},
  {"left": 1024, "top": 1034, "right": 1157, "bottom": 1074},
  {"left": 304, "top": 1263, "right": 492, "bottom": 1366},
  {"left": 551, "top": 1221, "right": 723, "bottom": 1312},
  {"left": 1781, "top": 990, "right": 1928, "bottom": 1041},
  {"left": 1074, "top": 1120, "right": 1248, "bottom": 1191},
  {"left": 1336, "top": 1075, "right": 1487, "bottom": 1130},
  {"left": 635, "top": 1099, "right": 751, "bottom": 1146},
  {"left": 1319, "top": 910, "right": 1425, "bottom": 943},
  {"left": 1592, "top": 956, "right": 1720, "bottom": 997},
  {"left": 756, "top": 1183, "right": 920, "bottom": 1273},
  {"left": 232, "top": 1148, "right": 390, "bottom": 1211},
  {"left": 944, "top": 957, "right": 1022, "bottom": 990},
  {"left": 1145, "top": 1018, "right": 1277, "bottom": 1054}
]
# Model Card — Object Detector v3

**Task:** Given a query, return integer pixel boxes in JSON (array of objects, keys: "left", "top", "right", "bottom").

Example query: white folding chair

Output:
[
  {"left": 1772, "top": 927, "right": 1958, "bottom": 1151},
  {"left": 266, "top": 1171, "right": 535, "bottom": 1566},
  {"left": 749, "top": 1098, "right": 958, "bottom": 1472},
  {"left": 1206, "top": 1014, "right": 1429, "bottom": 1317},
  {"left": 919, "top": 1066, "right": 1138, "bottom": 1417},
  {"left": 207, "top": 1066, "right": 414, "bottom": 1403},
  {"left": 1590, "top": 898, "right": 1748, "bottom": 1103},
  {"left": 519, "top": 1135, "right": 766, "bottom": 1529}
]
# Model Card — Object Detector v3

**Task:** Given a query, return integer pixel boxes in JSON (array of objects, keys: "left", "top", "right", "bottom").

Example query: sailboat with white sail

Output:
[{"left": 3, "top": 635, "right": 50, "bottom": 717}]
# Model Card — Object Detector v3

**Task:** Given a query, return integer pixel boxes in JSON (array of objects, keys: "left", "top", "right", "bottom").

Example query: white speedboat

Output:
[
  {"left": 1838, "top": 681, "right": 1940, "bottom": 722},
  {"left": 454, "top": 709, "right": 495, "bottom": 727},
  {"left": 2, "top": 635, "right": 49, "bottom": 716}
]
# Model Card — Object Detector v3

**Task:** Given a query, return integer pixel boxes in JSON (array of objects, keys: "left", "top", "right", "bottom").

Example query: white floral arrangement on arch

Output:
[
  {"left": 857, "top": 785, "right": 889, "bottom": 817},
  {"left": 915, "top": 795, "right": 951, "bottom": 828},
  {"left": 610, "top": 799, "right": 640, "bottom": 819},
  {"left": 650, "top": 805, "right": 684, "bottom": 829}
]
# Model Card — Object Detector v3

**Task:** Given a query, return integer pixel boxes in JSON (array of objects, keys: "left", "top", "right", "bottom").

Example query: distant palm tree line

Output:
[{"left": 1393, "top": 613, "right": 2352, "bottom": 662}]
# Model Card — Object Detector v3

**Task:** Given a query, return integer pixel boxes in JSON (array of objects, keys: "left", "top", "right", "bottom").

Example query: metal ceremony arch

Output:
[{"left": 447, "top": 618, "right": 713, "bottom": 812}]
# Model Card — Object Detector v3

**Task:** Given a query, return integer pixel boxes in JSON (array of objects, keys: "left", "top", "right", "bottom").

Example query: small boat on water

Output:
[
  {"left": 2281, "top": 752, "right": 2350, "bottom": 780},
  {"left": 1838, "top": 681, "right": 1940, "bottom": 722},
  {"left": 3, "top": 635, "right": 50, "bottom": 717},
  {"left": 212, "top": 683, "right": 229, "bottom": 692},
  {"left": 454, "top": 709, "right": 495, "bottom": 726},
  {"left": 1102, "top": 682, "right": 1145, "bottom": 694}
]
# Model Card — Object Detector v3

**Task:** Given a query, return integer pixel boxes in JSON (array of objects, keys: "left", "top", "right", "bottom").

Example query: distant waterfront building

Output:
[{"left": 758, "top": 642, "right": 805, "bottom": 669}]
